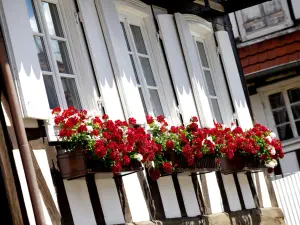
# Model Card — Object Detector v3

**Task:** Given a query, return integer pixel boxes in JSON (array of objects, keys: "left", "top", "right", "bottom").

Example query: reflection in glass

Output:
[
  {"left": 211, "top": 99, "right": 223, "bottom": 124},
  {"left": 34, "top": 36, "right": 51, "bottom": 71},
  {"left": 140, "top": 57, "right": 156, "bottom": 86},
  {"left": 130, "top": 55, "right": 140, "bottom": 84},
  {"left": 130, "top": 25, "right": 147, "bottom": 55},
  {"left": 269, "top": 92, "right": 285, "bottom": 109},
  {"left": 43, "top": 75, "right": 59, "bottom": 109},
  {"left": 120, "top": 22, "right": 131, "bottom": 51},
  {"left": 25, "top": 0, "right": 40, "bottom": 33},
  {"left": 272, "top": 108, "right": 289, "bottom": 125},
  {"left": 196, "top": 41, "right": 209, "bottom": 68},
  {"left": 296, "top": 121, "right": 300, "bottom": 137},
  {"left": 277, "top": 124, "right": 293, "bottom": 140},
  {"left": 61, "top": 78, "right": 81, "bottom": 109},
  {"left": 41, "top": 2, "right": 64, "bottom": 37},
  {"left": 204, "top": 70, "right": 216, "bottom": 96},
  {"left": 51, "top": 40, "right": 73, "bottom": 74},
  {"left": 138, "top": 88, "right": 148, "bottom": 115},
  {"left": 149, "top": 89, "right": 164, "bottom": 116},
  {"left": 292, "top": 104, "right": 300, "bottom": 120},
  {"left": 288, "top": 88, "right": 300, "bottom": 103}
]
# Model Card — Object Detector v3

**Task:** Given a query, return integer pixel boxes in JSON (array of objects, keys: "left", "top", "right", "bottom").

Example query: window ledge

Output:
[{"left": 282, "top": 137, "right": 300, "bottom": 153}]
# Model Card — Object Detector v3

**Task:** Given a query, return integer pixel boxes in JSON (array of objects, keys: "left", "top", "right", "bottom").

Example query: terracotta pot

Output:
[{"left": 57, "top": 148, "right": 87, "bottom": 180}]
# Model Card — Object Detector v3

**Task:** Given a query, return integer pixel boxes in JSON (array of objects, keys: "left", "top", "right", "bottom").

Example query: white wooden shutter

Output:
[
  {"left": 77, "top": 0, "right": 124, "bottom": 121},
  {"left": 95, "top": 0, "right": 145, "bottom": 123},
  {"left": 215, "top": 31, "right": 252, "bottom": 129},
  {"left": 157, "top": 14, "right": 198, "bottom": 125},
  {"left": 174, "top": 13, "right": 214, "bottom": 127},
  {"left": 1, "top": 0, "right": 50, "bottom": 119},
  {"left": 229, "top": 13, "right": 240, "bottom": 39},
  {"left": 291, "top": 0, "right": 300, "bottom": 19}
]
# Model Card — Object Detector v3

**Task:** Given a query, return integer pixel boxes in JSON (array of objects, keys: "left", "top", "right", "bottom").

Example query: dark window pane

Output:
[
  {"left": 269, "top": 92, "right": 285, "bottom": 109},
  {"left": 41, "top": 2, "right": 64, "bottom": 37},
  {"left": 138, "top": 88, "right": 148, "bottom": 115},
  {"left": 149, "top": 89, "right": 164, "bottom": 117},
  {"left": 140, "top": 57, "right": 156, "bottom": 86},
  {"left": 129, "top": 55, "right": 140, "bottom": 84},
  {"left": 211, "top": 98, "right": 223, "bottom": 124},
  {"left": 34, "top": 36, "right": 51, "bottom": 72},
  {"left": 25, "top": 0, "right": 40, "bottom": 33},
  {"left": 51, "top": 40, "right": 73, "bottom": 74},
  {"left": 196, "top": 41, "right": 209, "bottom": 68},
  {"left": 43, "top": 75, "right": 59, "bottom": 109},
  {"left": 61, "top": 78, "right": 81, "bottom": 110},
  {"left": 272, "top": 108, "right": 289, "bottom": 125},
  {"left": 204, "top": 70, "right": 216, "bottom": 96},
  {"left": 130, "top": 25, "right": 147, "bottom": 55},
  {"left": 291, "top": 103, "right": 300, "bottom": 120},
  {"left": 277, "top": 124, "right": 293, "bottom": 141},
  {"left": 288, "top": 88, "right": 300, "bottom": 103},
  {"left": 296, "top": 121, "right": 300, "bottom": 136},
  {"left": 120, "top": 22, "right": 131, "bottom": 51}
]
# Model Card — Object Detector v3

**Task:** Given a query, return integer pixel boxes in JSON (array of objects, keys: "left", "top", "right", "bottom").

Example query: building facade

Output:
[
  {"left": 0, "top": 0, "right": 285, "bottom": 224},
  {"left": 230, "top": 0, "right": 300, "bottom": 176}
]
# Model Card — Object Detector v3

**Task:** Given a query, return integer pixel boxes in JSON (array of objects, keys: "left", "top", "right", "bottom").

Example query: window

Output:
[
  {"left": 236, "top": 0, "right": 293, "bottom": 41},
  {"left": 268, "top": 87, "right": 300, "bottom": 141},
  {"left": 194, "top": 39, "right": 223, "bottom": 124},
  {"left": 120, "top": 19, "right": 164, "bottom": 117},
  {"left": 25, "top": 0, "right": 82, "bottom": 109}
]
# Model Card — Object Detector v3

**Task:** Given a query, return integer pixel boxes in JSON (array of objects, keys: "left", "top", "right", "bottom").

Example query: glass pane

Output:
[
  {"left": 43, "top": 75, "right": 59, "bottom": 109},
  {"left": 149, "top": 89, "right": 164, "bottom": 117},
  {"left": 288, "top": 88, "right": 300, "bottom": 103},
  {"left": 25, "top": 0, "right": 40, "bottom": 33},
  {"left": 296, "top": 121, "right": 300, "bottom": 137},
  {"left": 138, "top": 88, "right": 148, "bottom": 115},
  {"left": 130, "top": 55, "right": 140, "bottom": 84},
  {"left": 34, "top": 36, "right": 51, "bottom": 72},
  {"left": 277, "top": 124, "right": 293, "bottom": 141},
  {"left": 272, "top": 108, "right": 289, "bottom": 125},
  {"left": 211, "top": 98, "right": 223, "bottom": 124},
  {"left": 61, "top": 78, "right": 81, "bottom": 109},
  {"left": 120, "top": 22, "right": 131, "bottom": 51},
  {"left": 263, "top": 0, "right": 283, "bottom": 15},
  {"left": 241, "top": 5, "right": 266, "bottom": 33},
  {"left": 291, "top": 103, "right": 300, "bottom": 120},
  {"left": 196, "top": 41, "right": 209, "bottom": 68},
  {"left": 269, "top": 92, "right": 285, "bottom": 109},
  {"left": 51, "top": 40, "right": 73, "bottom": 74},
  {"left": 140, "top": 57, "right": 156, "bottom": 86},
  {"left": 204, "top": 70, "right": 216, "bottom": 96},
  {"left": 41, "top": 2, "right": 64, "bottom": 37},
  {"left": 130, "top": 25, "right": 147, "bottom": 55}
]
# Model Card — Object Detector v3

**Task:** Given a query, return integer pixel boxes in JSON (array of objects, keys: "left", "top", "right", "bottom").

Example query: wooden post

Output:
[{"left": 0, "top": 119, "right": 24, "bottom": 225}]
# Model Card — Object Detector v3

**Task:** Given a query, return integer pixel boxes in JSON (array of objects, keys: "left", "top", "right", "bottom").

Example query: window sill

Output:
[{"left": 282, "top": 137, "right": 300, "bottom": 153}]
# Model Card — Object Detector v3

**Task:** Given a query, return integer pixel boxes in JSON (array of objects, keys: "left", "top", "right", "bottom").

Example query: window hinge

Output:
[
  {"left": 97, "top": 97, "right": 103, "bottom": 111},
  {"left": 74, "top": 12, "right": 82, "bottom": 24}
]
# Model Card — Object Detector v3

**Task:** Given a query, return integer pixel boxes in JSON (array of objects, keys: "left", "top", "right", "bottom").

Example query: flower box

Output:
[{"left": 220, "top": 153, "right": 266, "bottom": 174}]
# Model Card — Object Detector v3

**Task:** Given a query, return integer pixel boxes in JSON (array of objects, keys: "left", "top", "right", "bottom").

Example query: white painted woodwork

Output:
[
  {"left": 157, "top": 176, "right": 181, "bottom": 218},
  {"left": 221, "top": 174, "right": 241, "bottom": 211},
  {"left": 0, "top": 0, "right": 50, "bottom": 119},
  {"left": 95, "top": 0, "right": 146, "bottom": 123},
  {"left": 77, "top": 0, "right": 124, "bottom": 121},
  {"left": 280, "top": 151, "right": 300, "bottom": 175},
  {"left": 216, "top": 31, "right": 252, "bottom": 130},
  {"left": 13, "top": 150, "right": 56, "bottom": 225},
  {"left": 64, "top": 179, "right": 96, "bottom": 225},
  {"left": 177, "top": 175, "right": 201, "bottom": 217},
  {"left": 203, "top": 172, "right": 223, "bottom": 213},
  {"left": 174, "top": 13, "right": 214, "bottom": 127},
  {"left": 252, "top": 172, "right": 272, "bottom": 208},
  {"left": 237, "top": 173, "right": 255, "bottom": 209},
  {"left": 229, "top": 13, "right": 240, "bottom": 39},
  {"left": 95, "top": 177, "right": 125, "bottom": 225},
  {"left": 291, "top": 0, "right": 300, "bottom": 19},
  {"left": 156, "top": 14, "right": 198, "bottom": 125},
  {"left": 123, "top": 173, "right": 150, "bottom": 222},
  {"left": 273, "top": 172, "right": 300, "bottom": 225},
  {"left": 250, "top": 94, "right": 268, "bottom": 127}
]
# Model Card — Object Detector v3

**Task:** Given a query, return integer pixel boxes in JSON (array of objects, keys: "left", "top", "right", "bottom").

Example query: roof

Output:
[{"left": 239, "top": 30, "right": 300, "bottom": 76}]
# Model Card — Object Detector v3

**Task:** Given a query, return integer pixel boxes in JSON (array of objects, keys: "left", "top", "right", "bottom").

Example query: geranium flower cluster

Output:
[
  {"left": 52, "top": 107, "right": 158, "bottom": 173},
  {"left": 147, "top": 116, "right": 284, "bottom": 180}
]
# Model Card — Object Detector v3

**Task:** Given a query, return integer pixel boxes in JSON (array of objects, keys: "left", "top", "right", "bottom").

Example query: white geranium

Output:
[
  {"left": 87, "top": 126, "right": 93, "bottom": 132},
  {"left": 265, "top": 159, "right": 278, "bottom": 169},
  {"left": 202, "top": 136, "right": 215, "bottom": 145},
  {"left": 270, "top": 132, "right": 277, "bottom": 139},
  {"left": 265, "top": 136, "right": 272, "bottom": 142},
  {"left": 267, "top": 145, "right": 276, "bottom": 155},
  {"left": 134, "top": 153, "right": 143, "bottom": 162}
]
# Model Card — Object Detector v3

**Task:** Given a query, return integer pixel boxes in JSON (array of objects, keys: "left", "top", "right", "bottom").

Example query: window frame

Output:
[
  {"left": 235, "top": 0, "right": 293, "bottom": 41},
  {"left": 259, "top": 77, "right": 300, "bottom": 144},
  {"left": 27, "top": 0, "right": 86, "bottom": 110},
  {"left": 114, "top": 0, "right": 180, "bottom": 124},
  {"left": 186, "top": 15, "right": 233, "bottom": 127}
]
